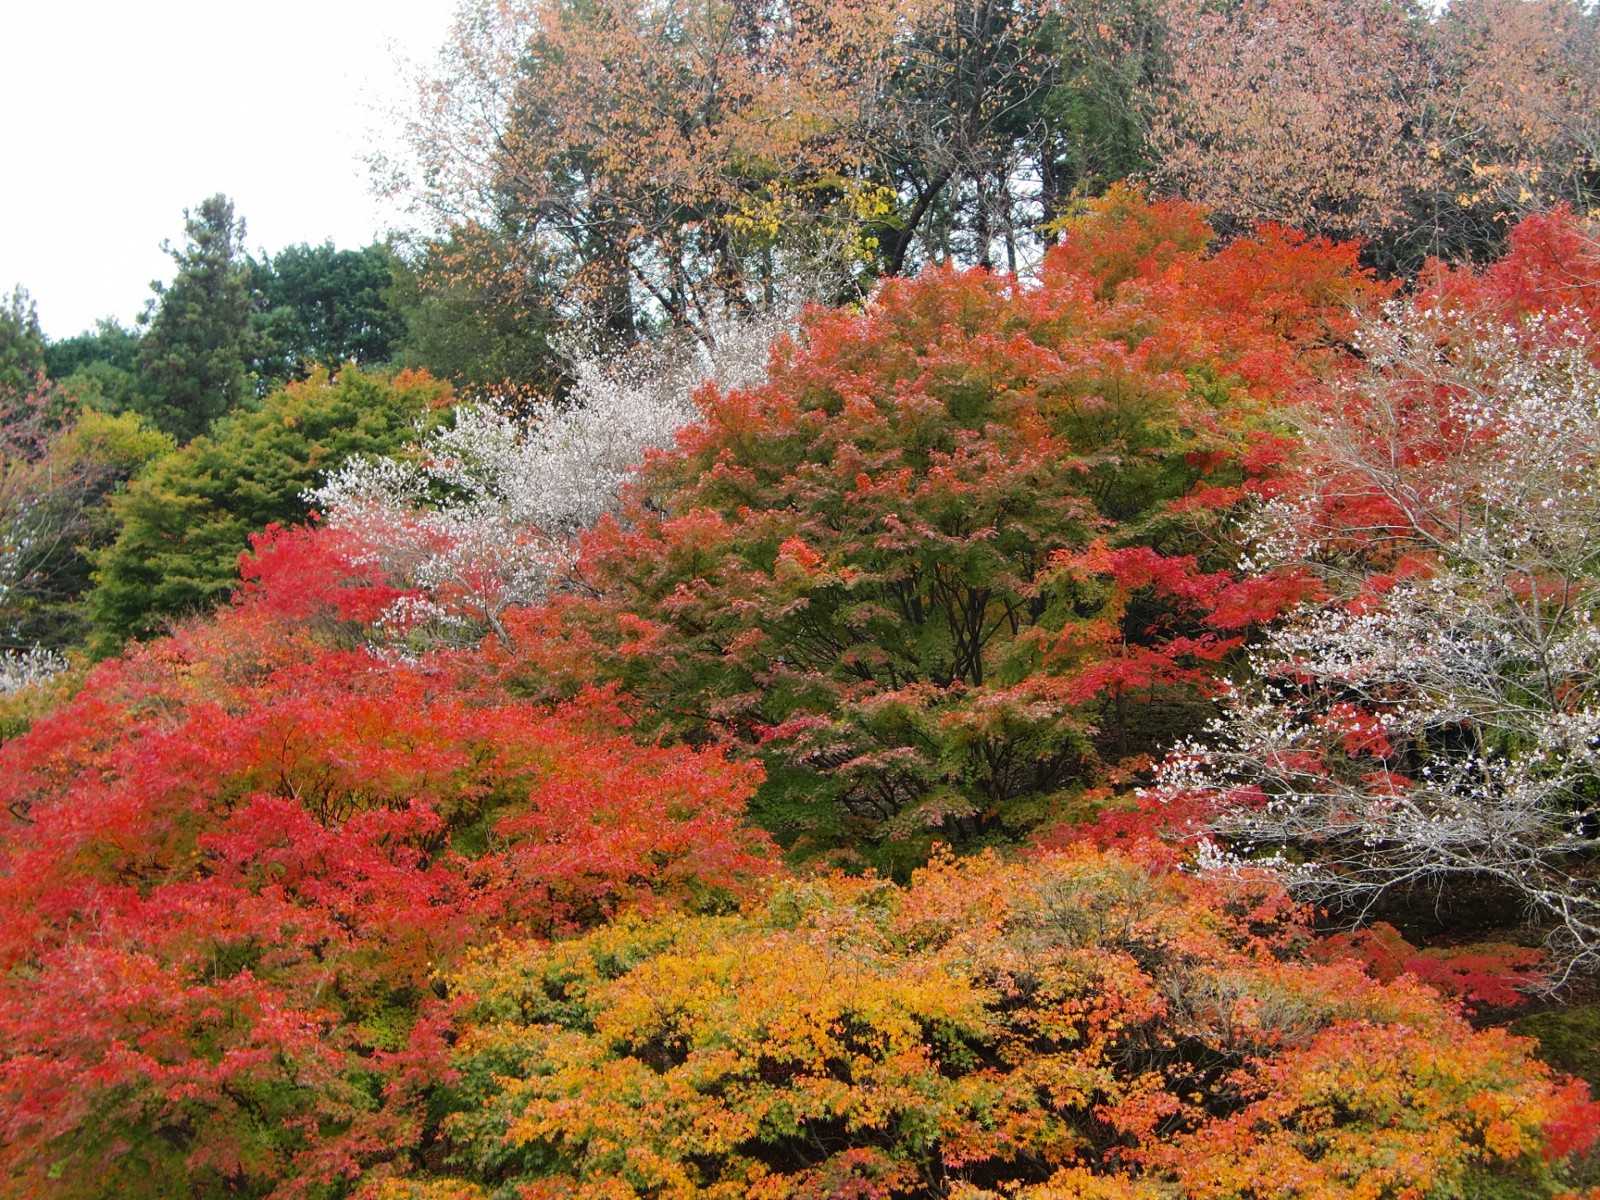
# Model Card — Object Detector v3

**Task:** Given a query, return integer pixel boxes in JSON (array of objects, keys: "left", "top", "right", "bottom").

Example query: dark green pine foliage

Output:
[
  {"left": 86, "top": 366, "right": 450, "bottom": 655},
  {"left": 133, "top": 194, "right": 261, "bottom": 443},
  {"left": 249, "top": 242, "right": 405, "bottom": 383}
]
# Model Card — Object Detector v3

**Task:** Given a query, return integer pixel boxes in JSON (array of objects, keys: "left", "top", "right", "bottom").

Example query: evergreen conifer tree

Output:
[{"left": 133, "top": 195, "right": 259, "bottom": 442}]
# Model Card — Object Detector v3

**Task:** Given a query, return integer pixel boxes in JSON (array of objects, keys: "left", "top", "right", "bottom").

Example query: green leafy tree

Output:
[
  {"left": 133, "top": 194, "right": 261, "bottom": 442},
  {"left": 87, "top": 366, "right": 450, "bottom": 654},
  {"left": 43, "top": 319, "right": 145, "bottom": 414},
  {"left": 0, "top": 286, "right": 45, "bottom": 392},
  {"left": 248, "top": 241, "right": 405, "bottom": 383}
]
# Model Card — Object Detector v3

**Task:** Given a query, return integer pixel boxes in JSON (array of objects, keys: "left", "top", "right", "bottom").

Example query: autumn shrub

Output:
[
  {"left": 419, "top": 848, "right": 1598, "bottom": 1199},
  {"left": 0, "top": 566, "right": 773, "bottom": 1199},
  {"left": 502, "top": 191, "right": 1383, "bottom": 868},
  {"left": 1304, "top": 923, "right": 1547, "bottom": 1012}
]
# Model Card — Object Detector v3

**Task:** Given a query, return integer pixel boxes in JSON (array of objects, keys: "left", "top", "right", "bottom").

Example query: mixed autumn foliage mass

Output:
[
  {"left": 2, "top": 0, "right": 1600, "bottom": 1193},
  {"left": 539, "top": 196, "right": 1383, "bottom": 867},
  {"left": 3, "top": 188, "right": 1600, "bottom": 1198}
]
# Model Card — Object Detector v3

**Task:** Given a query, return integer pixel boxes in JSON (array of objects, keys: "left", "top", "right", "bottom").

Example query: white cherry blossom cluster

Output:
[
  {"left": 1166, "top": 301, "right": 1600, "bottom": 977},
  {"left": 309, "top": 315, "right": 787, "bottom": 647},
  {"left": 0, "top": 646, "right": 67, "bottom": 696}
]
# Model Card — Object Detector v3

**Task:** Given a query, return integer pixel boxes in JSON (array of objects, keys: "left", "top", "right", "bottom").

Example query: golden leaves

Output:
[{"left": 444, "top": 849, "right": 1596, "bottom": 1197}]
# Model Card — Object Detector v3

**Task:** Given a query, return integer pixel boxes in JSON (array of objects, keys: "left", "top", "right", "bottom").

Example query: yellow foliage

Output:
[{"left": 437, "top": 849, "right": 1596, "bottom": 1198}]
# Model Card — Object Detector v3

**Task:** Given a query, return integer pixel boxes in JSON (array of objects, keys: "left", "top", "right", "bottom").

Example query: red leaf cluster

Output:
[{"left": 0, "top": 562, "right": 772, "bottom": 1196}]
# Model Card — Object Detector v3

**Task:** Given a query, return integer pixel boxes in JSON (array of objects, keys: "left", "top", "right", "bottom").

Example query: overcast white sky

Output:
[{"left": 0, "top": 0, "right": 458, "bottom": 339}]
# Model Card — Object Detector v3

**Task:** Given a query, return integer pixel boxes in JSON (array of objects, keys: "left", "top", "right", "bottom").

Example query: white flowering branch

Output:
[
  {"left": 309, "top": 315, "right": 785, "bottom": 647},
  {"left": 0, "top": 646, "right": 67, "bottom": 697},
  {"left": 1164, "top": 302, "right": 1600, "bottom": 977}
]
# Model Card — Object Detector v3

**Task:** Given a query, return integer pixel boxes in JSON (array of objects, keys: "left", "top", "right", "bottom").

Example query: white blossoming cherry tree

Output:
[
  {"left": 1160, "top": 298, "right": 1600, "bottom": 977},
  {"left": 309, "top": 316, "right": 785, "bottom": 648}
]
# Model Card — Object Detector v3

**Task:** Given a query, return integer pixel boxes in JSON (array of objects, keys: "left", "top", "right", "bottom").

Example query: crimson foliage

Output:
[{"left": 0, "top": 553, "right": 772, "bottom": 1199}]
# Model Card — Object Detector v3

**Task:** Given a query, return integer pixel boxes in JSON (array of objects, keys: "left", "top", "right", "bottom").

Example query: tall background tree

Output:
[
  {"left": 247, "top": 241, "right": 405, "bottom": 380},
  {"left": 384, "top": 230, "right": 565, "bottom": 404},
  {"left": 42, "top": 319, "right": 145, "bottom": 414},
  {"left": 1145, "top": 0, "right": 1600, "bottom": 267},
  {"left": 1435, "top": 0, "right": 1600, "bottom": 228},
  {"left": 399, "top": 0, "right": 1599, "bottom": 302},
  {"left": 397, "top": 0, "right": 897, "bottom": 345},
  {"left": 133, "top": 194, "right": 261, "bottom": 442},
  {"left": 861, "top": 0, "right": 1156, "bottom": 278},
  {"left": 393, "top": 0, "right": 1168, "bottom": 351}
]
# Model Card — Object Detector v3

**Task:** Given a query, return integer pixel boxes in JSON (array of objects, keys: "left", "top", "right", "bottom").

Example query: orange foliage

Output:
[{"left": 436, "top": 849, "right": 1597, "bottom": 1198}]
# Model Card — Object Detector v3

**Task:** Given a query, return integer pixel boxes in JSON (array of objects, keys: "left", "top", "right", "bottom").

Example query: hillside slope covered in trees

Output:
[
  {"left": 2, "top": 191, "right": 1600, "bottom": 1198},
  {"left": 2, "top": 1, "right": 1600, "bottom": 1197}
]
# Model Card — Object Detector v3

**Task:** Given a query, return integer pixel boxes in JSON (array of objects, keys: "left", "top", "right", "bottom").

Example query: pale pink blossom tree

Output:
[
  {"left": 310, "top": 315, "right": 786, "bottom": 647},
  {"left": 1162, "top": 300, "right": 1600, "bottom": 976}
]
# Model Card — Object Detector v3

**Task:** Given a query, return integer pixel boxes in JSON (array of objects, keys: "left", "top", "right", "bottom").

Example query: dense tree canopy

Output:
[
  {"left": 2, "top": 9, "right": 1599, "bottom": 1196},
  {"left": 1148, "top": 0, "right": 1600, "bottom": 265},
  {"left": 87, "top": 366, "right": 449, "bottom": 653},
  {"left": 42, "top": 318, "right": 145, "bottom": 413},
  {"left": 1, "top": 200, "right": 1598, "bottom": 1198},
  {"left": 397, "top": 0, "right": 1600, "bottom": 343},
  {"left": 249, "top": 242, "right": 406, "bottom": 381},
  {"left": 398, "top": 0, "right": 1170, "bottom": 344}
]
